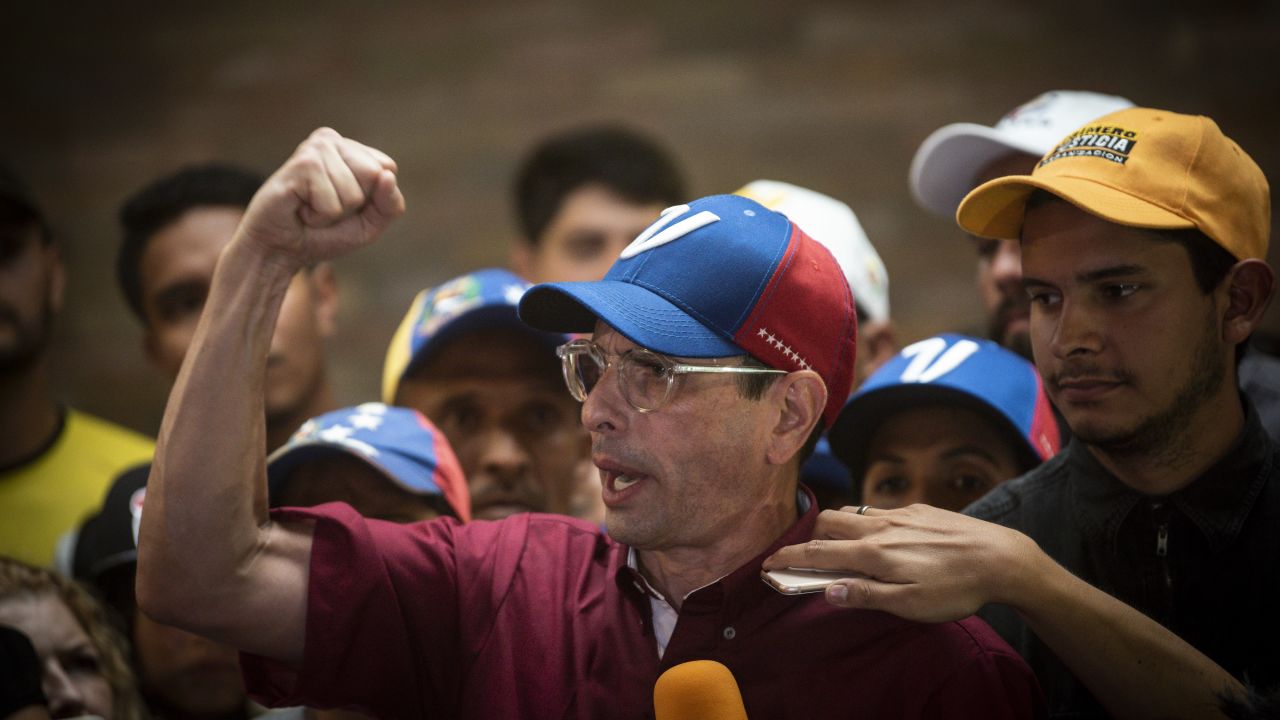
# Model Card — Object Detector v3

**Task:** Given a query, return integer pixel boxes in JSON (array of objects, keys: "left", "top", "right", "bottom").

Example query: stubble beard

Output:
[
  {"left": 0, "top": 299, "right": 53, "bottom": 375},
  {"left": 1069, "top": 320, "right": 1225, "bottom": 463}
]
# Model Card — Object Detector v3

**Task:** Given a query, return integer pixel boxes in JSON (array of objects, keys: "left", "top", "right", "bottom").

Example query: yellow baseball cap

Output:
[{"left": 956, "top": 107, "right": 1271, "bottom": 260}]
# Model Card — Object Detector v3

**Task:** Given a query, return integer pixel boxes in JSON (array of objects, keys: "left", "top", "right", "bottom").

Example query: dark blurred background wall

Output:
[{"left": 2, "top": 0, "right": 1277, "bottom": 435}]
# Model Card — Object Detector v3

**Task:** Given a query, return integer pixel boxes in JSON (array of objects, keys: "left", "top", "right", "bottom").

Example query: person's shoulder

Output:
[
  {"left": 948, "top": 614, "right": 1029, "bottom": 663},
  {"left": 963, "top": 452, "right": 1070, "bottom": 525},
  {"left": 63, "top": 409, "right": 156, "bottom": 464},
  {"left": 832, "top": 609, "right": 1034, "bottom": 686},
  {"left": 456, "top": 512, "right": 613, "bottom": 558}
]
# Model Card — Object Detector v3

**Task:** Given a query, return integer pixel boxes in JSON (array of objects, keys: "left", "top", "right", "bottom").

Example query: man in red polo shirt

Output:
[{"left": 136, "top": 128, "right": 1042, "bottom": 718}]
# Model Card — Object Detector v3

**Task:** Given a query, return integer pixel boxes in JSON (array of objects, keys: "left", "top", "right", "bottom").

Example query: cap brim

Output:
[
  {"left": 956, "top": 174, "right": 1197, "bottom": 242},
  {"left": 267, "top": 442, "right": 433, "bottom": 505},
  {"left": 910, "top": 123, "right": 1050, "bottom": 219},
  {"left": 519, "top": 280, "right": 743, "bottom": 358}
]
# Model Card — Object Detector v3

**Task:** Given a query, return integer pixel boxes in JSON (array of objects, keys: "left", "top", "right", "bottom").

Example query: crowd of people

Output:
[{"left": 2, "top": 91, "right": 1278, "bottom": 719}]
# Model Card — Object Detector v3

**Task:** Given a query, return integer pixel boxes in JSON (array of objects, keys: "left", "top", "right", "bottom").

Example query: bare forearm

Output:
[
  {"left": 135, "top": 128, "right": 401, "bottom": 665},
  {"left": 137, "top": 239, "right": 297, "bottom": 623},
  {"left": 1011, "top": 549, "right": 1241, "bottom": 720}
]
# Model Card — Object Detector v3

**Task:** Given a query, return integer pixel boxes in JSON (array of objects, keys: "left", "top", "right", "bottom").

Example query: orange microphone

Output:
[{"left": 653, "top": 660, "right": 749, "bottom": 720}]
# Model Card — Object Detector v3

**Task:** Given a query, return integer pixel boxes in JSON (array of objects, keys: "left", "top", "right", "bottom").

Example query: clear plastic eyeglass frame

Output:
[{"left": 555, "top": 338, "right": 786, "bottom": 413}]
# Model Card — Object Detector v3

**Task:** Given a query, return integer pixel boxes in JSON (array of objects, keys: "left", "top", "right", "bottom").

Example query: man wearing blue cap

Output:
[
  {"left": 136, "top": 128, "right": 1042, "bottom": 718},
  {"left": 380, "top": 268, "right": 592, "bottom": 521},
  {"left": 268, "top": 403, "right": 471, "bottom": 523},
  {"left": 828, "top": 334, "right": 1059, "bottom": 512}
]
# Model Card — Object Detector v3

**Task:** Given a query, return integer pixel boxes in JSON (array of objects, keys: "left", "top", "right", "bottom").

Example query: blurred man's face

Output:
[
  {"left": 395, "top": 329, "right": 589, "bottom": 520},
  {"left": 970, "top": 152, "right": 1038, "bottom": 360},
  {"left": 273, "top": 453, "right": 445, "bottom": 523},
  {"left": 138, "top": 206, "right": 336, "bottom": 425},
  {"left": 859, "top": 405, "right": 1022, "bottom": 511},
  {"left": 513, "top": 183, "right": 664, "bottom": 284},
  {"left": 0, "top": 220, "right": 62, "bottom": 372}
]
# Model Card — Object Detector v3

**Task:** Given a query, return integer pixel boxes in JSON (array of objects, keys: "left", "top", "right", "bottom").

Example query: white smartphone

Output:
[{"left": 760, "top": 567, "right": 863, "bottom": 595}]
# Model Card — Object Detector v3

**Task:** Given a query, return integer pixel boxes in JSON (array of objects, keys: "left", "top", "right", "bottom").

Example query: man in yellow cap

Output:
[{"left": 768, "top": 108, "right": 1279, "bottom": 718}]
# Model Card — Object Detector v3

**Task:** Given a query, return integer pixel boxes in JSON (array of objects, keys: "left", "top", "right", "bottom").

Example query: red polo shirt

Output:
[{"left": 242, "top": 499, "right": 1042, "bottom": 719}]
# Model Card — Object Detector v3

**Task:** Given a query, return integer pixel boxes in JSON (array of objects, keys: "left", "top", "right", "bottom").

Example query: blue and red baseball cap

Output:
[
  {"left": 518, "top": 194, "right": 858, "bottom": 426},
  {"left": 828, "top": 333, "right": 1059, "bottom": 478},
  {"left": 734, "top": 179, "right": 889, "bottom": 324},
  {"left": 382, "top": 268, "right": 570, "bottom": 404},
  {"left": 267, "top": 403, "right": 471, "bottom": 522}
]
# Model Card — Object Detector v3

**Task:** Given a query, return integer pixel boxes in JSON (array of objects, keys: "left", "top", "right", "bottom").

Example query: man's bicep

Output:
[{"left": 205, "top": 517, "right": 315, "bottom": 668}]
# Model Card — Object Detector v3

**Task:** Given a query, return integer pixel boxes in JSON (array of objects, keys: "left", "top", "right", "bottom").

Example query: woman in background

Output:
[{"left": 0, "top": 556, "right": 145, "bottom": 720}]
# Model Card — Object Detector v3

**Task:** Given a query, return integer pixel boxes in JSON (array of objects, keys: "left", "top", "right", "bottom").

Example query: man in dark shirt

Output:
[
  {"left": 134, "top": 129, "right": 1044, "bottom": 718},
  {"left": 770, "top": 107, "right": 1277, "bottom": 718},
  {"left": 957, "top": 107, "right": 1277, "bottom": 715}
]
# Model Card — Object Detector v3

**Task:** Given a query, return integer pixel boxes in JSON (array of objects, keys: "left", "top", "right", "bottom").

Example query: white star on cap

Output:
[
  {"left": 318, "top": 425, "right": 355, "bottom": 443},
  {"left": 350, "top": 413, "right": 383, "bottom": 430}
]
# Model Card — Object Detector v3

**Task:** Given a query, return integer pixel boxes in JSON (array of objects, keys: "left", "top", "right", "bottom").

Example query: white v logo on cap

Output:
[
  {"left": 619, "top": 204, "right": 720, "bottom": 259},
  {"left": 898, "top": 337, "right": 980, "bottom": 384}
]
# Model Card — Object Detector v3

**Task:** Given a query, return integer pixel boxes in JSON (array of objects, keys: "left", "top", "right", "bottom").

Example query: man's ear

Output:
[
  {"left": 765, "top": 370, "right": 826, "bottom": 466},
  {"left": 509, "top": 239, "right": 534, "bottom": 280},
  {"left": 860, "top": 319, "right": 898, "bottom": 380},
  {"left": 1222, "top": 259, "right": 1275, "bottom": 345},
  {"left": 309, "top": 262, "right": 339, "bottom": 338}
]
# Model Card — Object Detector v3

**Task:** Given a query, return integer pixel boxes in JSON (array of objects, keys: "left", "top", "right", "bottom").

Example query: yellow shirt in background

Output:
[{"left": 0, "top": 409, "right": 154, "bottom": 566}]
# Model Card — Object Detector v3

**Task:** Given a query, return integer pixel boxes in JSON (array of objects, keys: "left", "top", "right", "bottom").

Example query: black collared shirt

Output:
[{"left": 966, "top": 399, "right": 1280, "bottom": 719}]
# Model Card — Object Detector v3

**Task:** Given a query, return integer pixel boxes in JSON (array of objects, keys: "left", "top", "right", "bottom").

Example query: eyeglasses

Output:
[{"left": 556, "top": 338, "right": 786, "bottom": 413}]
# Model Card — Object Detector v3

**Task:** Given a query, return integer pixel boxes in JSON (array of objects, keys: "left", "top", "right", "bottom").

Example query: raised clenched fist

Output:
[{"left": 236, "top": 127, "right": 405, "bottom": 267}]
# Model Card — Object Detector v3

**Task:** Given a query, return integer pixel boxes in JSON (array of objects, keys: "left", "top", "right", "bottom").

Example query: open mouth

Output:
[
  {"left": 596, "top": 456, "right": 653, "bottom": 504},
  {"left": 612, "top": 473, "right": 642, "bottom": 491}
]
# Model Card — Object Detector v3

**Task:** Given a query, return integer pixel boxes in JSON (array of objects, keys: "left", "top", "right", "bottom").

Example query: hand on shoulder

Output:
[{"left": 763, "top": 504, "right": 1044, "bottom": 623}]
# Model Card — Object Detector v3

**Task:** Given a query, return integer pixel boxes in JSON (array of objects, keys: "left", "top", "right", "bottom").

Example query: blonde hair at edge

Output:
[{"left": 0, "top": 556, "right": 147, "bottom": 720}]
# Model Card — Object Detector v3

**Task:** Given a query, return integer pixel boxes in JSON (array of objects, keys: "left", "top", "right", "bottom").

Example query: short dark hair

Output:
[
  {"left": 0, "top": 161, "right": 52, "bottom": 246},
  {"left": 1153, "top": 226, "right": 1237, "bottom": 294},
  {"left": 117, "top": 164, "right": 264, "bottom": 321},
  {"left": 513, "top": 125, "right": 685, "bottom": 244}
]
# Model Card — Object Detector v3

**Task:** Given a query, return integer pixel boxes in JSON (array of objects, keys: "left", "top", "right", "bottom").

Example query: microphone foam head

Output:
[{"left": 653, "top": 660, "right": 749, "bottom": 720}]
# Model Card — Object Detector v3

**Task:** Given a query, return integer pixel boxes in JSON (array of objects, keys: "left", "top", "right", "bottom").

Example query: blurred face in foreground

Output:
[{"left": 0, "top": 592, "right": 114, "bottom": 720}]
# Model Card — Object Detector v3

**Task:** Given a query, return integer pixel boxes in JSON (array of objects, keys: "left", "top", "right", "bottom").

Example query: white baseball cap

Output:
[
  {"left": 909, "top": 90, "right": 1135, "bottom": 219},
  {"left": 734, "top": 179, "right": 890, "bottom": 323}
]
